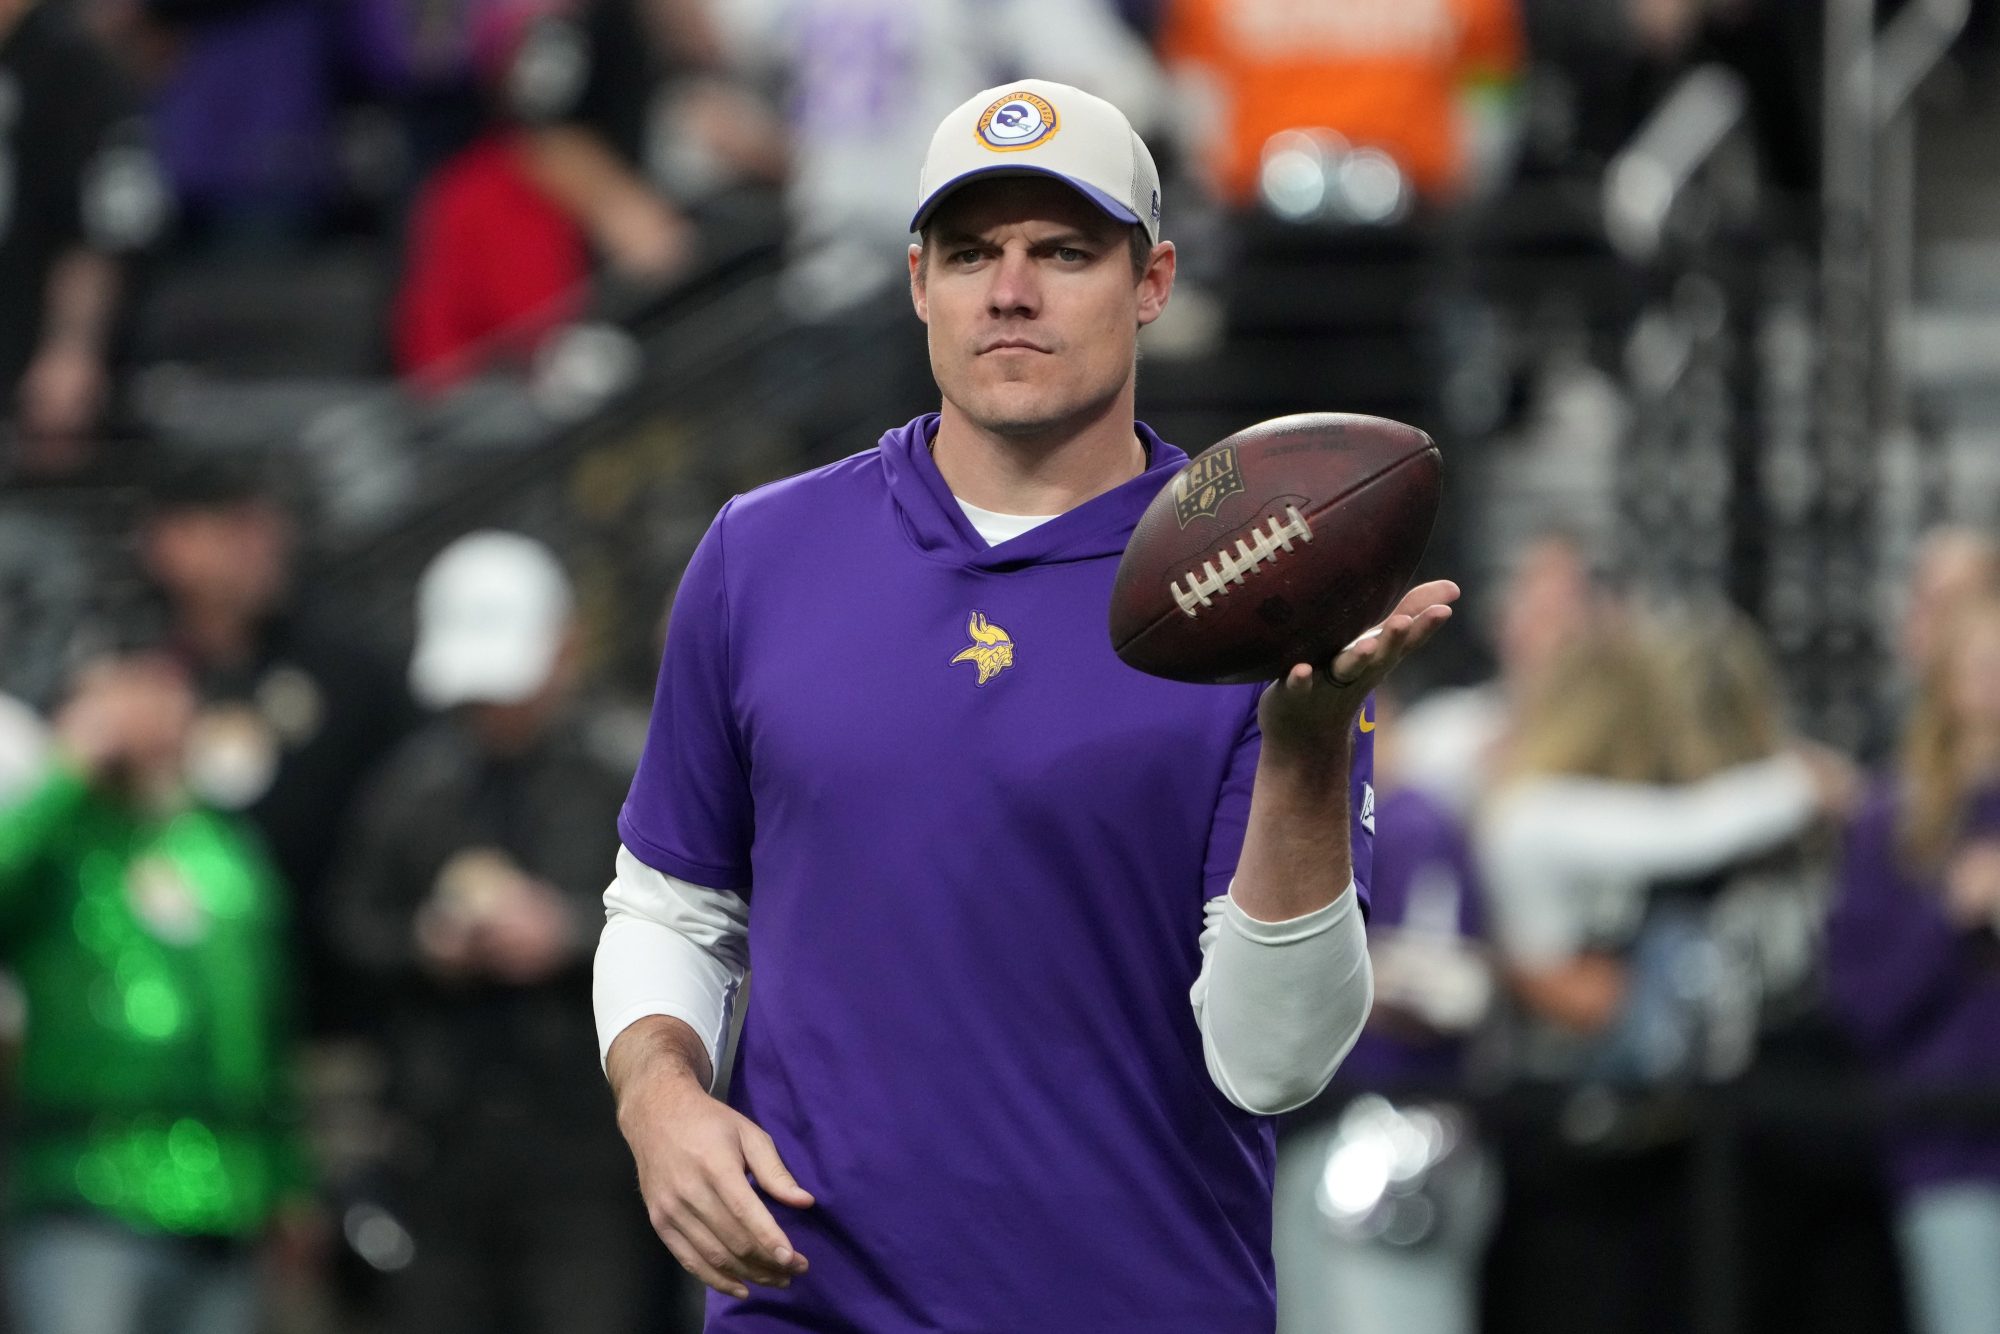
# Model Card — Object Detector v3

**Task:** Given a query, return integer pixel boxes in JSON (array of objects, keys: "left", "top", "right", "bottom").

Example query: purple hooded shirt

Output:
[
  {"left": 1826, "top": 779, "right": 2000, "bottom": 1196},
  {"left": 620, "top": 416, "right": 1374, "bottom": 1332}
]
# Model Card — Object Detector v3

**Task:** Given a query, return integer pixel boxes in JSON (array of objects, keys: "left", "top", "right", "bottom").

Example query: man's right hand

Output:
[
  {"left": 608, "top": 1016, "right": 813, "bottom": 1300},
  {"left": 53, "top": 657, "right": 194, "bottom": 785}
]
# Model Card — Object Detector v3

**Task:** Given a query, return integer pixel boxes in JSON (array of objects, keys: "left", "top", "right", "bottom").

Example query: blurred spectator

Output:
[
  {"left": 134, "top": 0, "right": 406, "bottom": 246},
  {"left": 1478, "top": 616, "right": 1843, "bottom": 1078},
  {"left": 1827, "top": 594, "right": 2000, "bottom": 1334},
  {"left": 139, "top": 457, "right": 416, "bottom": 1034},
  {"left": 1899, "top": 525, "right": 2000, "bottom": 689},
  {"left": 508, "top": 0, "right": 785, "bottom": 290},
  {"left": 393, "top": 0, "right": 589, "bottom": 384},
  {"left": 1659, "top": 602, "right": 1838, "bottom": 1042},
  {"left": 1474, "top": 615, "right": 1847, "bottom": 1334},
  {"left": 0, "top": 655, "right": 311, "bottom": 1334},
  {"left": 328, "top": 532, "right": 659, "bottom": 1334},
  {"left": 1851, "top": 525, "right": 2000, "bottom": 766},
  {"left": 1398, "top": 530, "right": 1612, "bottom": 818},
  {"left": 1157, "top": 0, "right": 1523, "bottom": 212},
  {"left": 1272, "top": 693, "right": 1496, "bottom": 1334},
  {"left": 0, "top": 0, "right": 166, "bottom": 472}
]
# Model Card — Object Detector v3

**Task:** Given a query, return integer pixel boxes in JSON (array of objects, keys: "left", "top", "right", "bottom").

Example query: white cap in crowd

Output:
[
  {"left": 410, "top": 531, "right": 573, "bottom": 709},
  {"left": 911, "top": 79, "right": 1162, "bottom": 243}
]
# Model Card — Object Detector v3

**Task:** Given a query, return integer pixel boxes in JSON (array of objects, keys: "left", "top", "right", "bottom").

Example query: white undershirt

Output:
[
  {"left": 954, "top": 497, "right": 1060, "bottom": 545},
  {"left": 592, "top": 501, "right": 1373, "bottom": 1117}
]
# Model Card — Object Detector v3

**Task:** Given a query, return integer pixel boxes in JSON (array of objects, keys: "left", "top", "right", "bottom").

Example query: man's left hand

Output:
[
  {"left": 479, "top": 879, "right": 579, "bottom": 984},
  {"left": 1257, "top": 580, "right": 1459, "bottom": 759}
]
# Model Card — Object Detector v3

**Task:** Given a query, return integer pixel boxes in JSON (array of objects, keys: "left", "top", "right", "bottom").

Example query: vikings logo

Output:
[{"left": 950, "top": 611, "right": 1015, "bottom": 685}]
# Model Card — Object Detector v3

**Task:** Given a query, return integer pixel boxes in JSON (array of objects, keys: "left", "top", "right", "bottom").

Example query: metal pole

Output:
[{"left": 1813, "top": 0, "right": 1877, "bottom": 751}]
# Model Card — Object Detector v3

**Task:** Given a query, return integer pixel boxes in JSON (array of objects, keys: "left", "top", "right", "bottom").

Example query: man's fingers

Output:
[
  {"left": 714, "top": 1172, "right": 809, "bottom": 1276},
  {"left": 741, "top": 1125, "right": 817, "bottom": 1211},
  {"left": 1286, "top": 581, "right": 1459, "bottom": 689},
  {"left": 1330, "top": 615, "right": 1411, "bottom": 681},
  {"left": 1328, "top": 604, "right": 1454, "bottom": 682},
  {"left": 1393, "top": 579, "right": 1461, "bottom": 618},
  {"left": 667, "top": 1207, "right": 749, "bottom": 1282},
  {"left": 657, "top": 1222, "right": 751, "bottom": 1301},
  {"left": 685, "top": 1180, "right": 796, "bottom": 1285},
  {"left": 1396, "top": 603, "right": 1454, "bottom": 653}
]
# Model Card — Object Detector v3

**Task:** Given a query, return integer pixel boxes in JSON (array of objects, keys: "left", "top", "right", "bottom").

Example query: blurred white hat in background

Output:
[{"left": 410, "top": 531, "right": 573, "bottom": 709}]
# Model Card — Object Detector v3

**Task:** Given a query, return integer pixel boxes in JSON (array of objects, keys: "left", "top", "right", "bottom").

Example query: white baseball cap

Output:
[
  {"left": 410, "top": 531, "right": 574, "bottom": 709},
  {"left": 911, "top": 79, "right": 1162, "bottom": 243}
]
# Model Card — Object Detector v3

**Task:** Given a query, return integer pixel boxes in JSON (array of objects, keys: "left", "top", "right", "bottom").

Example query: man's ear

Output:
[
  {"left": 1136, "top": 240, "right": 1176, "bottom": 328},
  {"left": 909, "top": 243, "right": 929, "bottom": 324}
]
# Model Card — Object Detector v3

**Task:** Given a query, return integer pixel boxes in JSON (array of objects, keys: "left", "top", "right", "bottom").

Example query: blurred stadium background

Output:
[{"left": 5, "top": 0, "right": 2000, "bottom": 1331}]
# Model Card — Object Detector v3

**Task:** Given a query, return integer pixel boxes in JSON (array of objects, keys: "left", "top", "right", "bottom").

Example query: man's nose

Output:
[{"left": 986, "top": 248, "right": 1040, "bottom": 317}]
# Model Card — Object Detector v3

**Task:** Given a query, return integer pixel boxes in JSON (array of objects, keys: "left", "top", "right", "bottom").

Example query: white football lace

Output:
[{"left": 1170, "top": 506, "right": 1314, "bottom": 618}]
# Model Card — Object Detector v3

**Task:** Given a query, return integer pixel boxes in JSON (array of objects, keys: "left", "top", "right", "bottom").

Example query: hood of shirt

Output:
[{"left": 878, "top": 413, "right": 1188, "bottom": 572}]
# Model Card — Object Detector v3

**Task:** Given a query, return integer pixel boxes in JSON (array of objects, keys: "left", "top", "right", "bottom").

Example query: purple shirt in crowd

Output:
[
  {"left": 1335, "top": 785, "right": 1484, "bottom": 1092},
  {"left": 1827, "top": 780, "right": 2000, "bottom": 1196},
  {"left": 621, "top": 416, "right": 1374, "bottom": 1333},
  {"left": 151, "top": 0, "right": 409, "bottom": 213}
]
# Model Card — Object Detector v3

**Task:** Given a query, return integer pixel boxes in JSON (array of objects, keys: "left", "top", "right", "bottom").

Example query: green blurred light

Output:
[
  {"left": 74, "top": 1152, "right": 122, "bottom": 1206},
  {"left": 168, "top": 1118, "right": 220, "bottom": 1173},
  {"left": 122, "top": 975, "right": 182, "bottom": 1039},
  {"left": 72, "top": 895, "right": 120, "bottom": 953}
]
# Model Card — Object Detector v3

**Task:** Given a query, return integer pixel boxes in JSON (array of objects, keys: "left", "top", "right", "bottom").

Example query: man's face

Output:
[
  {"left": 1903, "top": 531, "right": 2000, "bottom": 675},
  {"left": 1496, "top": 538, "right": 1594, "bottom": 690},
  {"left": 143, "top": 500, "right": 292, "bottom": 622},
  {"left": 910, "top": 177, "right": 1172, "bottom": 442},
  {"left": 1948, "top": 611, "right": 2000, "bottom": 730}
]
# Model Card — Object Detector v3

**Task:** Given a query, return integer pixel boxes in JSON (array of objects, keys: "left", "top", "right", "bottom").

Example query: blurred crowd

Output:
[
  {"left": 1277, "top": 523, "right": 2000, "bottom": 1334},
  {"left": 0, "top": 0, "right": 1827, "bottom": 471},
  {"left": 2, "top": 0, "right": 1997, "bottom": 1333}
]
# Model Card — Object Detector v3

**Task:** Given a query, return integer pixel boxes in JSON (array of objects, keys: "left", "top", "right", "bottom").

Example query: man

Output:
[
  {"left": 1397, "top": 528, "right": 1613, "bottom": 817},
  {"left": 1, "top": 655, "right": 310, "bottom": 1334},
  {"left": 596, "top": 80, "right": 1456, "bottom": 1330},
  {"left": 140, "top": 458, "right": 415, "bottom": 1033},
  {"left": 331, "top": 531, "right": 660, "bottom": 1334}
]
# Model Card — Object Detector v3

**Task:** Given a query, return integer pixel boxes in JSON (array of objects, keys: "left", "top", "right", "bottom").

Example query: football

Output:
[{"left": 1109, "top": 413, "right": 1442, "bottom": 685}]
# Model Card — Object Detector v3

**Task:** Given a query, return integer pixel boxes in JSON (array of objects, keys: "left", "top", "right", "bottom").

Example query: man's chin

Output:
[
  {"left": 979, "top": 411, "right": 1072, "bottom": 440},
  {"left": 956, "top": 388, "right": 1107, "bottom": 442}
]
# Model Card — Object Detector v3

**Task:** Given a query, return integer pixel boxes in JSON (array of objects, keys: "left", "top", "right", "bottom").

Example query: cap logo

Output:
[{"left": 976, "top": 91, "right": 1059, "bottom": 152}]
